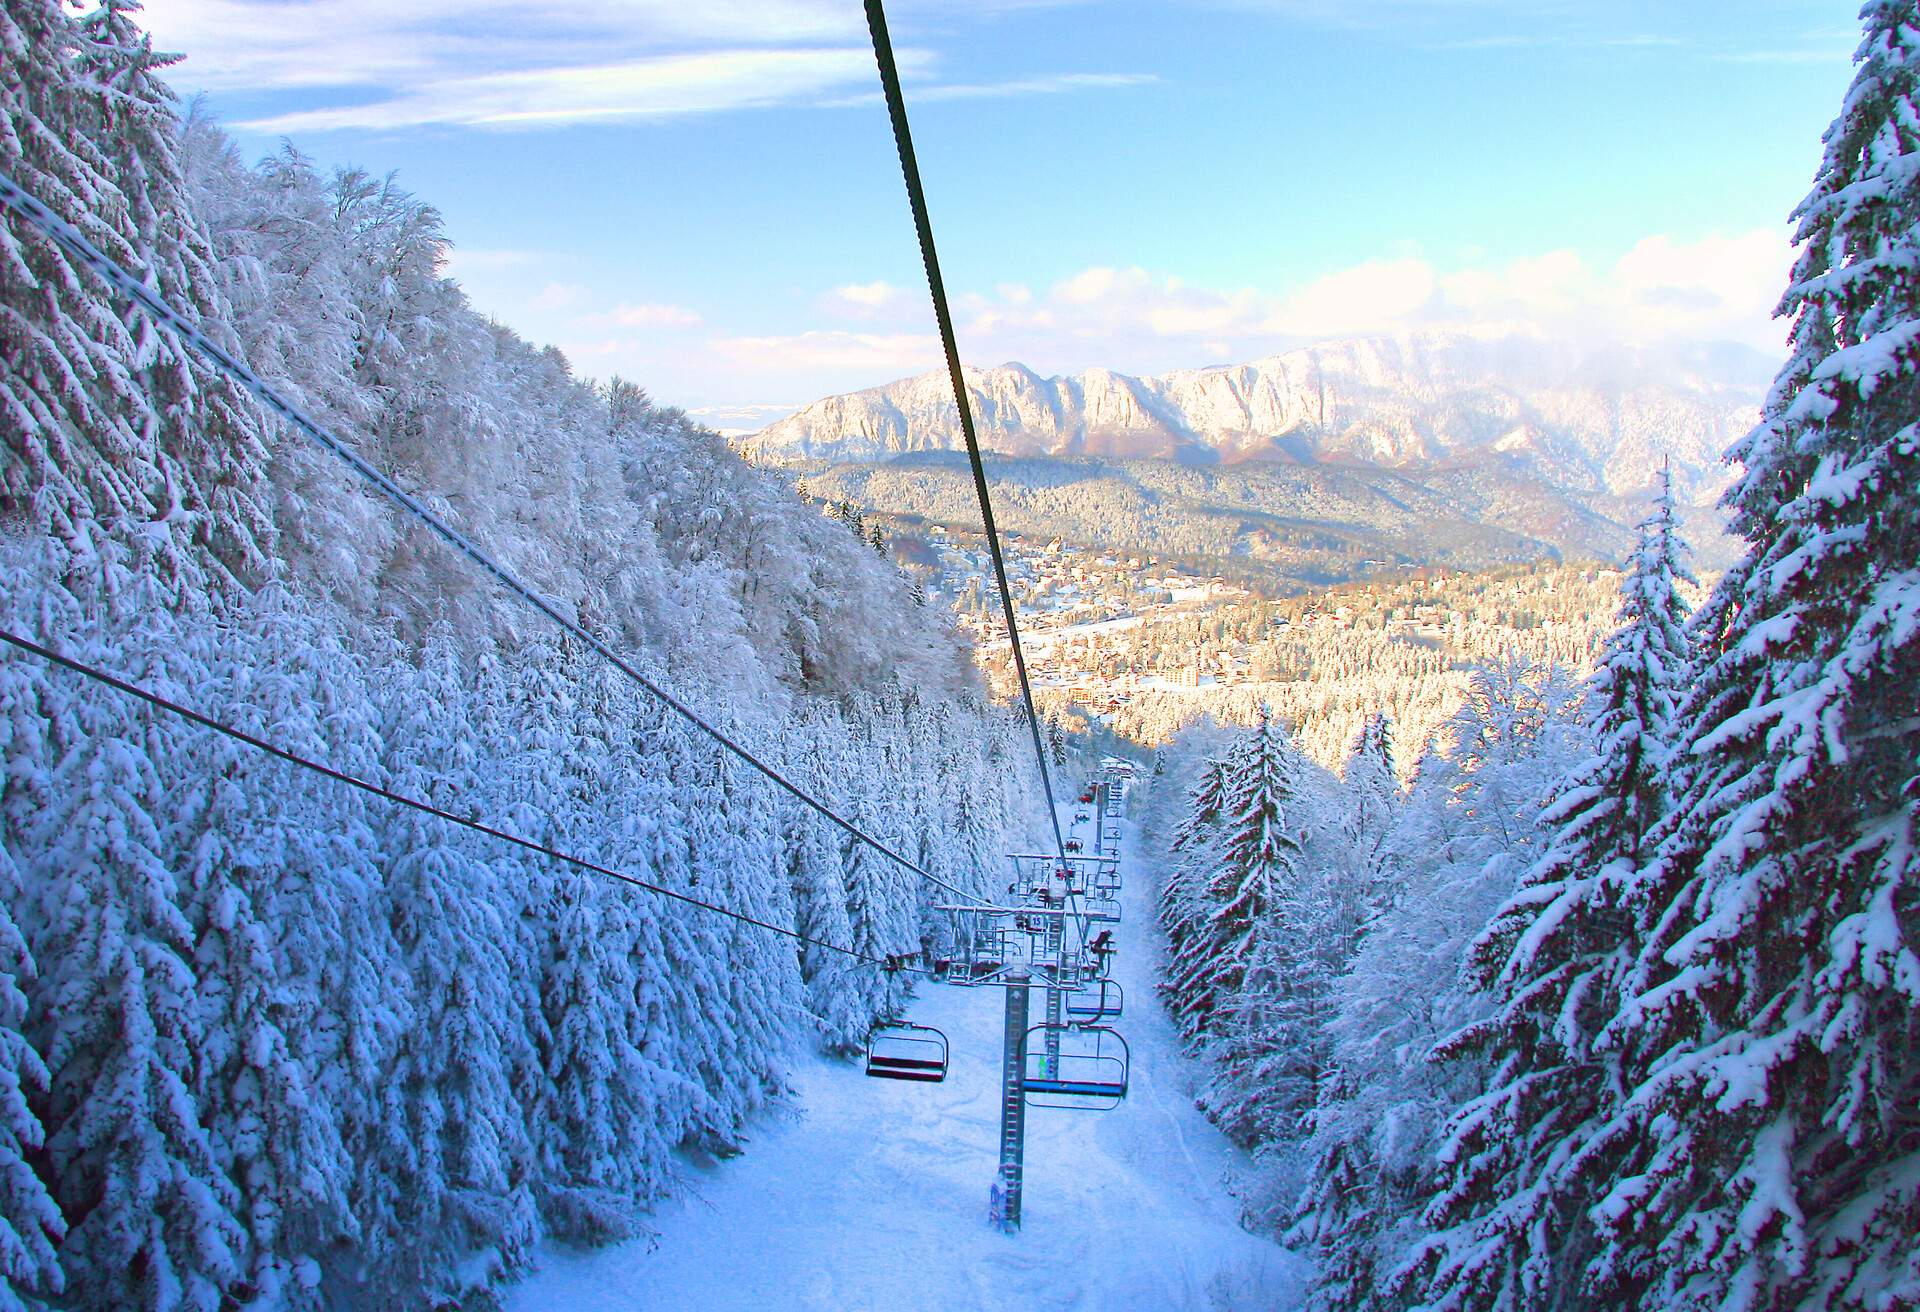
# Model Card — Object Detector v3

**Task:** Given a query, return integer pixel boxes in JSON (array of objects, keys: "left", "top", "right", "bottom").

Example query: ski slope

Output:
[{"left": 508, "top": 799, "right": 1306, "bottom": 1312}]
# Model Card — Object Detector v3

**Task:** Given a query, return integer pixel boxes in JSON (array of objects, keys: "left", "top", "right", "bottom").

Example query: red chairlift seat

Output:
[{"left": 866, "top": 1022, "right": 949, "bottom": 1083}]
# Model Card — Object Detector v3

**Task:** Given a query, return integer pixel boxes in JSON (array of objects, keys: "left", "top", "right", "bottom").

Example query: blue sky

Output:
[{"left": 144, "top": 0, "right": 1857, "bottom": 429}]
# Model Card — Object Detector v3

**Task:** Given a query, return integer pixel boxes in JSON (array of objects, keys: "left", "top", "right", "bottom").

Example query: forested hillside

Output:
[
  {"left": 0, "top": 3, "right": 1041, "bottom": 1308},
  {"left": 791, "top": 450, "right": 1741, "bottom": 593},
  {"left": 1145, "top": 7, "right": 1920, "bottom": 1305},
  {"left": 1056, "top": 561, "right": 1648, "bottom": 773}
]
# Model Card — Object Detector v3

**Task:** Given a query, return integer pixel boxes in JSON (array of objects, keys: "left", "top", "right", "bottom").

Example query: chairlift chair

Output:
[
  {"left": 1065, "top": 977, "right": 1124, "bottom": 1022},
  {"left": 866, "top": 1021, "right": 949, "bottom": 1083},
  {"left": 1023, "top": 1024, "right": 1129, "bottom": 1110}
]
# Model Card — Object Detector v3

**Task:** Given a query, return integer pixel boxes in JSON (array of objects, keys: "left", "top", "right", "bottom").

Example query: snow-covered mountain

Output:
[{"left": 743, "top": 329, "right": 1771, "bottom": 507}]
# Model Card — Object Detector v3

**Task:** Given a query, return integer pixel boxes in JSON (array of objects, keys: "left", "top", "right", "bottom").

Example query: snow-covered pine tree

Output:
[
  {"left": 225, "top": 596, "right": 407, "bottom": 1297},
  {"left": 170, "top": 607, "right": 352, "bottom": 1309},
  {"left": 373, "top": 630, "right": 535, "bottom": 1301},
  {"left": 1340, "top": 713, "right": 1398, "bottom": 910},
  {"left": 781, "top": 720, "right": 867, "bottom": 1049},
  {"left": 71, "top": 0, "right": 274, "bottom": 593},
  {"left": 1157, "top": 749, "right": 1233, "bottom": 959},
  {"left": 1285, "top": 659, "right": 1585, "bottom": 1312},
  {"left": 1413, "top": 477, "right": 1693, "bottom": 1311},
  {"left": 480, "top": 628, "right": 592, "bottom": 1210},
  {"left": 0, "top": 0, "right": 154, "bottom": 582},
  {"left": 1167, "top": 711, "right": 1303, "bottom": 1051},
  {"left": 690, "top": 738, "right": 801, "bottom": 1129},
  {"left": 587, "top": 686, "right": 716, "bottom": 1206},
  {"left": 1173, "top": 754, "right": 1231, "bottom": 854},
  {"left": 29, "top": 611, "right": 245, "bottom": 1312},
  {"left": 0, "top": 607, "right": 63, "bottom": 1311},
  {"left": 1570, "top": 8, "right": 1920, "bottom": 1307},
  {"left": 637, "top": 700, "right": 752, "bottom": 1156},
  {"left": 0, "top": 842, "right": 59, "bottom": 1312},
  {"left": 1195, "top": 716, "right": 1357, "bottom": 1152}
]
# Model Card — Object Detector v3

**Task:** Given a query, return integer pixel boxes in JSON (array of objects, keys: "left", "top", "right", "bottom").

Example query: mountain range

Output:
[{"left": 744, "top": 329, "right": 1774, "bottom": 580}]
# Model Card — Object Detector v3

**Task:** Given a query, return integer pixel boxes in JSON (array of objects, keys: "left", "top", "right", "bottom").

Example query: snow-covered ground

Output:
[{"left": 508, "top": 803, "right": 1306, "bottom": 1312}]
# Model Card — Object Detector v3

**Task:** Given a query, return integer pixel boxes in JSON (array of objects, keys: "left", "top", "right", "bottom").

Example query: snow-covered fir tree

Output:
[
  {"left": 1156, "top": 726, "right": 1237, "bottom": 962},
  {"left": 1, "top": 0, "right": 151, "bottom": 578},
  {"left": 1340, "top": 712, "right": 1400, "bottom": 913},
  {"left": 1166, "top": 711, "right": 1303, "bottom": 1053},
  {"left": 1283, "top": 659, "right": 1585, "bottom": 1310},
  {"left": 1411, "top": 478, "right": 1694, "bottom": 1311},
  {"left": 30, "top": 608, "right": 245, "bottom": 1312},
  {"left": 1544, "top": 8, "right": 1920, "bottom": 1307},
  {"left": 71, "top": 0, "right": 274, "bottom": 592},
  {"left": 0, "top": 593, "right": 64, "bottom": 1312}
]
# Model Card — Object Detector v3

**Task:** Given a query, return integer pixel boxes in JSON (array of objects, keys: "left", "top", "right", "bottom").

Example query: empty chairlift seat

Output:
[
  {"left": 866, "top": 1022, "right": 949, "bottom": 1083},
  {"left": 1023, "top": 1024, "right": 1129, "bottom": 1110},
  {"left": 1065, "top": 978, "right": 1124, "bottom": 1022}
]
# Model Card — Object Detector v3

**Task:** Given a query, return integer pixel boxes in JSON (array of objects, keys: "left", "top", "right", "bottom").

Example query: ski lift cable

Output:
[
  {"left": 0, "top": 166, "right": 979, "bottom": 906},
  {"left": 861, "top": 0, "right": 1070, "bottom": 874},
  {"left": 0, "top": 625, "right": 935, "bottom": 976}
]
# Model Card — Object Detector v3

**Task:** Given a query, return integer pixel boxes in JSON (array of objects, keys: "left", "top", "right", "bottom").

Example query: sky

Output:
[{"left": 142, "top": 0, "right": 1858, "bottom": 431}]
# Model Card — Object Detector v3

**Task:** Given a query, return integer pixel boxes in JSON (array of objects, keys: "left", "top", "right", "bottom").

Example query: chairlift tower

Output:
[
  {"left": 993, "top": 967, "right": 1030, "bottom": 1232},
  {"left": 1043, "top": 909, "right": 1064, "bottom": 1081}
]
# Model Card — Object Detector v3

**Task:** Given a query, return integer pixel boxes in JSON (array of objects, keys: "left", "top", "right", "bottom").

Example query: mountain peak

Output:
[{"left": 741, "top": 328, "right": 1767, "bottom": 504}]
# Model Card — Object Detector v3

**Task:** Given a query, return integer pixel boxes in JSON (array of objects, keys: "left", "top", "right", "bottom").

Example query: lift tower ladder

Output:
[
  {"left": 1043, "top": 912, "right": 1064, "bottom": 1082},
  {"left": 992, "top": 970, "right": 1031, "bottom": 1232}
]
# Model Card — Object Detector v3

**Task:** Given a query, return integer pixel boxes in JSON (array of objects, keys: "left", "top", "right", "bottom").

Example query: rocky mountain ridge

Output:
[{"left": 743, "top": 329, "right": 1771, "bottom": 508}]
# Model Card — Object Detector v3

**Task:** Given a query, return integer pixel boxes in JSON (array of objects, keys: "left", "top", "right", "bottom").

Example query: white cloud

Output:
[
  {"left": 433, "top": 231, "right": 1792, "bottom": 426},
  {"left": 687, "top": 401, "right": 809, "bottom": 427},
  {"left": 556, "top": 336, "right": 642, "bottom": 359},
  {"left": 142, "top": 0, "right": 864, "bottom": 91},
  {"left": 236, "top": 47, "right": 930, "bottom": 133},
  {"left": 820, "top": 280, "right": 914, "bottom": 317},
  {"left": 143, "top": 0, "right": 1147, "bottom": 132},
  {"left": 932, "top": 231, "right": 1793, "bottom": 375}
]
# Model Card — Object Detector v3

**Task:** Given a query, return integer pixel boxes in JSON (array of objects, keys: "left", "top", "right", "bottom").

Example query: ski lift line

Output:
[
  {"left": 1006, "top": 853, "right": 1120, "bottom": 864},
  {"left": 0, "top": 169, "right": 988, "bottom": 909},
  {"left": 861, "top": 0, "right": 1069, "bottom": 873},
  {"left": 932, "top": 903, "right": 1074, "bottom": 917},
  {"left": 0, "top": 625, "right": 936, "bottom": 978}
]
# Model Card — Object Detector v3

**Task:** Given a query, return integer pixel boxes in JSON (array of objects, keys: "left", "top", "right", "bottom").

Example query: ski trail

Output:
[{"left": 508, "top": 793, "right": 1308, "bottom": 1312}]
